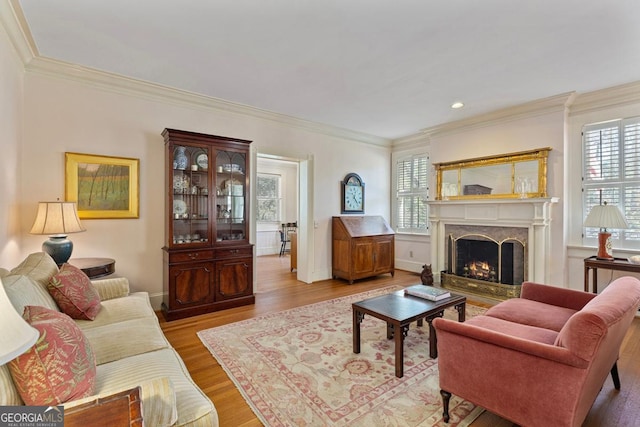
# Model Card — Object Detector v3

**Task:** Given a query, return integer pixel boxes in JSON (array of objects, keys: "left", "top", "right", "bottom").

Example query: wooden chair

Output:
[{"left": 279, "top": 222, "right": 297, "bottom": 256}]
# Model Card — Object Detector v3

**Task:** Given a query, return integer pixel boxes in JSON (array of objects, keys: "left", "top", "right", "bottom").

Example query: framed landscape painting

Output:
[{"left": 65, "top": 152, "right": 140, "bottom": 219}]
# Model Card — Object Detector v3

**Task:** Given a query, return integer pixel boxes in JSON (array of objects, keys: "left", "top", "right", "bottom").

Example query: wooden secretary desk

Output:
[{"left": 332, "top": 215, "right": 395, "bottom": 284}]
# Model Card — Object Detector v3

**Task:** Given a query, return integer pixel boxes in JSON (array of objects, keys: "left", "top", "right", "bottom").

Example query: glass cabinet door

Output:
[
  {"left": 215, "top": 150, "right": 247, "bottom": 242},
  {"left": 171, "top": 145, "right": 210, "bottom": 246}
]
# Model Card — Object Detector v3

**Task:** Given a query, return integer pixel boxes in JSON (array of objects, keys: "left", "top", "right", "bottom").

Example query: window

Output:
[
  {"left": 257, "top": 173, "right": 281, "bottom": 222},
  {"left": 583, "top": 117, "right": 640, "bottom": 246},
  {"left": 395, "top": 153, "right": 429, "bottom": 233}
]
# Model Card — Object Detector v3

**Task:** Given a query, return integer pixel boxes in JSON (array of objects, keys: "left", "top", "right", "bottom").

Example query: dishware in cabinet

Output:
[{"left": 162, "top": 128, "right": 254, "bottom": 321}]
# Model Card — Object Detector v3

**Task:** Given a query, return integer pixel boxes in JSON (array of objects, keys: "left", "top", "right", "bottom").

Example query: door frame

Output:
[{"left": 252, "top": 150, "right": 314, "bottom": 284}]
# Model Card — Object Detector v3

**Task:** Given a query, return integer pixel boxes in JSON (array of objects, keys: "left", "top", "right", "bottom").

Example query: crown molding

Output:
[
  {"left": 1, "top": 0, "right": 390, "bottom": 148},
  {"left": 391, "top": 132, "right": 430, "bottom": 151},
  {"left": 569, "top": 81, "right": 640, "bottom": 117},
  {"left": 414, "top": 92, "right": 575, "bottom": 139},
  {"left": 0, "top": 0, "right": 37, "bottom": 63},
  {"left": 24, "top": 56, "right": 390, "bottom": 146}
]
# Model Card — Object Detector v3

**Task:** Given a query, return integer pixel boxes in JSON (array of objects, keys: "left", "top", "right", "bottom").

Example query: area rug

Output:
[{"left": 198, "top": 286, "right": 487, "bottom": 426}]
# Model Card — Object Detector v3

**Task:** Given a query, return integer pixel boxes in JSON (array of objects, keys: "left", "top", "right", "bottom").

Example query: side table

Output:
[
  {"left": 65, "top": 386, "right": 142, "bottom": 427},
  {"left": 69, "top": 257, "right": 116, "bottom": 279},
  {"left": 584, "top": 256, "right": 640, "bottom": 293}
]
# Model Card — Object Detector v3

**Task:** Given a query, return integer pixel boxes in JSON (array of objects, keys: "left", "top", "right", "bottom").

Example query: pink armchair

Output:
[{"left": 433, "top": 276, "right": 640, "bottom": 427}]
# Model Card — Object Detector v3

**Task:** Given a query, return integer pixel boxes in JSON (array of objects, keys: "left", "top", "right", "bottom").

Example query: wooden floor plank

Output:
[{"left": 158, "top": 255, "right": 640, "bottom": 427}]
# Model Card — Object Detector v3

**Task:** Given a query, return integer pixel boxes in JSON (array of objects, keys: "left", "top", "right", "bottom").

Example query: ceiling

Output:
[{"left": 15, "top": 0, "right": 640, "bottom": 140}]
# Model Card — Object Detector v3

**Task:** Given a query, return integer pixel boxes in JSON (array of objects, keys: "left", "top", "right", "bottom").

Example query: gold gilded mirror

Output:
[{"left": 434, "top": 147, "right": 551, "bottom": 200}]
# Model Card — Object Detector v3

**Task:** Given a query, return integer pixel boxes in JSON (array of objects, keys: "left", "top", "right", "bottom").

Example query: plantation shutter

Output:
[
  {"left": 396, "top": 154, "right": 429, "bottom": 232},
  {"left": 583, "top": 116, "right": 640, "bottom": 244}
]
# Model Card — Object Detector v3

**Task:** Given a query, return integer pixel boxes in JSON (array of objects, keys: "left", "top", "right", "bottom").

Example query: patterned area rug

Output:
[{"left": 198, "top": 286, "right": 486, "bottom": 426}]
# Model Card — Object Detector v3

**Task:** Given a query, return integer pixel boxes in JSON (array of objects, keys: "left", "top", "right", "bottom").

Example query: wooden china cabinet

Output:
[{"left": 161, "top": 128, "right": 254, "bottom": 321}]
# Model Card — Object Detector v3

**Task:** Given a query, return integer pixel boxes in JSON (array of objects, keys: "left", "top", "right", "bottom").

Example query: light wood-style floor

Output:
[{"left": 158, "top": 255, "right": 640, "bottom": 427}]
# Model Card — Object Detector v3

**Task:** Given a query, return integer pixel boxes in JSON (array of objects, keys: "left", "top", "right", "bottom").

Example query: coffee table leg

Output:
[
  {"left": 353, "top": 309, "right": 364, "bottom": 354},
  {"left": 426, "top": 311, "right": 444, "bottom": 358},
  {"left": 394, "top": 322, "right": 410, "bottom": 378},
  {"left": 455, "top": 301, "right": 466, "bottom": 322}
]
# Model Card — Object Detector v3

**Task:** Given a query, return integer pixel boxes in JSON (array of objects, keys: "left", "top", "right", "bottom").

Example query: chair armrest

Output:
[
  {"left": 90, "top": 277, "right": 130, "bottom": 301},
  {"left": 520, "top": 281, "right": 596, "bottom": 311},
  {"left": 433, "top": 317, "right": 588, "bottom": 368}
]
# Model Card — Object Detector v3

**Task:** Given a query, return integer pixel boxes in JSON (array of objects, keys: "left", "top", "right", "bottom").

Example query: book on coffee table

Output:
[{"left": 404, "top": 284, "right": 451, "bottom": 301}]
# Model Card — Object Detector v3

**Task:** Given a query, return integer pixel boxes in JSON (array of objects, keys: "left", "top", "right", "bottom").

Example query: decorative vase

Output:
[{"left": 174, "top": 146, "right": 188, "bottom": 170}]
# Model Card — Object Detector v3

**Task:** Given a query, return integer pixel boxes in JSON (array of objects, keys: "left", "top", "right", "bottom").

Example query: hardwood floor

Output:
[{"left": 158, "top": 255, "right": 640, "bottom": 427}]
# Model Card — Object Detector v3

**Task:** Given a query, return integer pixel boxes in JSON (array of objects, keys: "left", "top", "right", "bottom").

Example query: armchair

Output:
[{"left": 433, "top": 277, "right": 640, "bottom": 427}]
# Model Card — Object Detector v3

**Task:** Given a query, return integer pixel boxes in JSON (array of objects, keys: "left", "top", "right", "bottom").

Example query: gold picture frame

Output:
[{"left": 65, "top": 152, "right": 140, "bottom": 219}]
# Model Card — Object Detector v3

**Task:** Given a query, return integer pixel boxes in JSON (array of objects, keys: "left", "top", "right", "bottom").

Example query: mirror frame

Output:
[{"left": 434, "top": 147, "right": 551, "bottom": 200}]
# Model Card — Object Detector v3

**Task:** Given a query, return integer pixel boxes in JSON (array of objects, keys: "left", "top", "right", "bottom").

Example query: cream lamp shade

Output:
[
  {"left": 0, "top": 280, "right": 39, "bottom": 364},
  {"left": 584, "top": 201, "right": 629, "bottom": 260},
  {"left": 30, "top": 201, "right": 86, "bottom": 265}
]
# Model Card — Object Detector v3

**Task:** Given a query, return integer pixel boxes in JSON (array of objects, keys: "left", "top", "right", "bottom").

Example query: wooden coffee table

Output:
[{"left": 352, "top": 289, "right": 466, "bottom": 378}]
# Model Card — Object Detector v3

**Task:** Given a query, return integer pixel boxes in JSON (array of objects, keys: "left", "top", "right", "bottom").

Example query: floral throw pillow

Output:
[
  {"left": 9, "top": 306, "right": 96, "bottom": 405},
  {"left": 47, "top": 263, "right": 102, "bottom": 320}
]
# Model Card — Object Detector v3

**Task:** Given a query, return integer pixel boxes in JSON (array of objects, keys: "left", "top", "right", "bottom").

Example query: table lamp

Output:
[
  {"left": 0, "top": 281, "right": 39, "bottom": 364},
  {"left": 29, "top": 201, "right": 86, "bottom": 266},
  {"left": 584, "top": 201, "right": 628, "bottom": 260}
]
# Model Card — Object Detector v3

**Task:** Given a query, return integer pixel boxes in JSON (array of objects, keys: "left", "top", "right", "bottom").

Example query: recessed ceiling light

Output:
[{"left": 451, "top": 102, "right": 464, "bottom": 109}]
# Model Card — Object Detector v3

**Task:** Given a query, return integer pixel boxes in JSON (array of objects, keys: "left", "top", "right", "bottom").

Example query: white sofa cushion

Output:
[
  {"left": 83, "top": 318, "right": 170, "bottom": 365},
  {"left": 10, "top": 252, "right": 59, "bottom": 287},
  {"left": 95, "top": 349, "right": 218, "bottom": 427},
  {"left": 0, "top": 364, "right": 22, "bottom": 405},
  {"left": 2, "top": 274, "right": 60, "bottom": 314},
  {"left": 74, "top": 292, "right": 155, "bottom": 330}
]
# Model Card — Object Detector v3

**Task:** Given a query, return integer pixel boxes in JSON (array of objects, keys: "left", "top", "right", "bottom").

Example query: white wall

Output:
[
  {"left": 0, "top": 19, "right": 23, "bottom": 266},
  {"left": 394, "top": 89, "right": 640, "bottom": 291},
  {"left": 16, "top": 72, "right": 391, "bottom": 308},
  {"left": 394, "top": 99, "right": 568, "bottom": 286},
  {"left": 431, "top": 110, "right": 567, "bottom": 286}
]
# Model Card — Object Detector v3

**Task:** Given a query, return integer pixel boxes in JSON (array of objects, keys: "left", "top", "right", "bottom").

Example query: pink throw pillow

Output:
[
  {"left": 9, "top": 306, "right": 96, "bottom": 405},
  {"left": 47, "top": 263, "right": 102, "bottom": 320}
]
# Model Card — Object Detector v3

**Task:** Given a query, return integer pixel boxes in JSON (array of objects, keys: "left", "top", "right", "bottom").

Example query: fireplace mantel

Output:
[{"left": 428, "top": 197, "right": 558, "bottom": 286}]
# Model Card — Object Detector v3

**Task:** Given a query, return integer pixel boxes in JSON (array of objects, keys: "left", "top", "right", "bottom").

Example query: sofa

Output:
[
  {"left": 0, "top": 252, "right": 217, "bottom": 426},
  {"left": 433, "top": 277, "right": 640, "bottom": 427}
]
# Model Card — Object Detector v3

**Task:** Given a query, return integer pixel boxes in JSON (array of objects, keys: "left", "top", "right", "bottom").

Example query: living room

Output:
[
  {"left": 2, "top": 2, "right": 640, "bottom": 425},
  {"left": 2, "top": 2, "right": 640, "bottom": 302}
]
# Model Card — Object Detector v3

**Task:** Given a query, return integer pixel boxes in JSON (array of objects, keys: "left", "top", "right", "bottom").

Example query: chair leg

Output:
[
  {"left": 279, "top": 242, "right": 286, "bottom": 257},
  {"left": 611, "top": 362, "right": 621, "bottom": 390},
  {"left": 440, "top": 389, "right": 451, "bottom": 423}
]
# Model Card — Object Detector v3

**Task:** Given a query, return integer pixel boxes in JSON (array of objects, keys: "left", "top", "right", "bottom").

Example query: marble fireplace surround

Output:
[{"left": 428, "top": 198, "right": 558, "bottom": 298}]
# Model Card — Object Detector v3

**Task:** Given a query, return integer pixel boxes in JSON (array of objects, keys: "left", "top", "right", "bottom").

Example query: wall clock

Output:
[{"left": 341, "top": 173, "right": 365, "bottom": 214}]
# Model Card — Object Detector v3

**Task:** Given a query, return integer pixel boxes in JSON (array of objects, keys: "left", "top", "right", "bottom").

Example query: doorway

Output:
[{"left": 255, "top": 153, "right": 312, "bottom": 290}]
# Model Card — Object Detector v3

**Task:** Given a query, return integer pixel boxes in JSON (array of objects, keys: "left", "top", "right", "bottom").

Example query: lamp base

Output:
[
  {"left": 42, "top": 235, "right": 73, "bottom": 266},
  {"left": 596, "top": 231, "right": 614, "bottom": 260}
]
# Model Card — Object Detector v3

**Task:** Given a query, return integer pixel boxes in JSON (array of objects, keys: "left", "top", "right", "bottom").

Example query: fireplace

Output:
[
  {"left": 427, "top": 198, "right": 557, "bottom": 300},
  {"left": 442, "top": 224, "right": 527, "bottom": 299}
]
